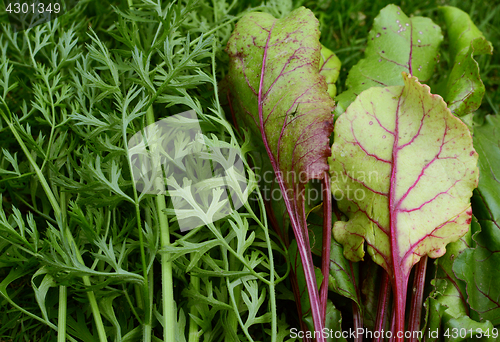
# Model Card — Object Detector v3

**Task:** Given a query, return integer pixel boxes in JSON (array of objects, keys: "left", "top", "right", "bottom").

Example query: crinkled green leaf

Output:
[
  {"left": 329, "top": 73, "right": 478, "bottom": 328},
  {"left": 303, "top": 300, "right": 347, "bottom": 342},
  {"left": 323, "top": 301, "right": 348, "bottom": 342},
  {"left": 428, "top": 217, "right": 495, "bottom": 341},
  {"left": 440, "top": 6, "right": 493, "bottom": 117},
  {"left": 320, "top": 45, "right": 341, "bottom": 99},
  {"left": 334, "top": 5, "right": 443, "bottom": 117},
  {"left": 433, "top": 231, "right": 471, "bottom": 319},
  {"left": 328, "top": 238, "right": 360, "bottom": 307},
  {"left": 225, "top": 7, "right": 335, "bottom": 335},
  {"left": 359, "top": 259, "right": 380, "bottom": 330},
  {"left": 440, "top": 6, "right": 493, "bottom": 62},
  {"left": 471, "top": 115, "right": 500, "bottom": 225},
  {"left": 444, "top": 46, "right": 484, "bottom": 124},
  {"left": 442, "top": 314, "right": 495, "bottom": 342},
  {"left": 423, "top": 298, "right": 447, "bottom": 342},
  {"left": 422, "top": 293, "right": 495, "bottom": 342},
  {"left": 454, "top": 114, "right": 500, "bottom": 325}
]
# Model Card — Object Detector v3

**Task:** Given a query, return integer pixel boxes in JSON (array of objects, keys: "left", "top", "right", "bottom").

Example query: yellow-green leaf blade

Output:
[{"left": 329, "top": 73, "right": 478, "bottom": 327}]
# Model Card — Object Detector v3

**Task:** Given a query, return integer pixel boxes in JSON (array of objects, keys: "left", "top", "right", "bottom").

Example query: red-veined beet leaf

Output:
[
  {"left": 329, "top": 73, "right": 478, "bottom": 339},
  {"left": 334, "top": 4, "right": 443, "bottom": 117},
  {"left": 224, "top": 7, "right": 336, "bottom": 336}
]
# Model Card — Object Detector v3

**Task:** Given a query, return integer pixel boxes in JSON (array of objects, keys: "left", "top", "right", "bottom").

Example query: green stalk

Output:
[
  {"left": 132, "top": 201, "right": 152, "bottom": 341},
  {"left": 244, "top": 194, "right": 277, "bottom": 341},
  {"left": 123, "top": 3, "right": 152, "bottom": 339},
  {"left": 143, "top": 266, "right": 153, "bottom": 342},
  {"left": 142, "top": 205, "right": 155, "bottom": 342},
  {"left": 121, "top": 99, "right": 151, "bottom": 341},
  {"left": 123, "top": 143, "right": 151, "bottom": 341},
  {"left": 123, "top": 284, "right": 143, "bottom": 325},
  {"left": 0, "top": 105, "right": 108, "bottom": 342},
  {"left": 57, "top": 285, "right": 67, "bottom": 342},
  {"left": 226, "top": 241, "right": 241, "bottom": 341},
  {"left": 188, "top": 275, "right": 200, "bottom": 342},
  {"left": 135, "top": 284, "right": 144, "bottom": 311},
  {"left": 145, "top": 106, "right": 176, "bottom": 342},
  {"left": 57, "top": 192, "right": 68, "bottom": 342},
  {"left": 210, "top": 2, "right": 237, "bottom": 336}
]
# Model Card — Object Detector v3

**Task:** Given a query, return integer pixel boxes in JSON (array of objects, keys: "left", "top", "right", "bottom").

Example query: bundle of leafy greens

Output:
[
  {"left": 223, "top": 2, "right": 497, "bottom": 342},
  {"left": 0, "top": 0, "right": 499, "bottom": 341}
]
